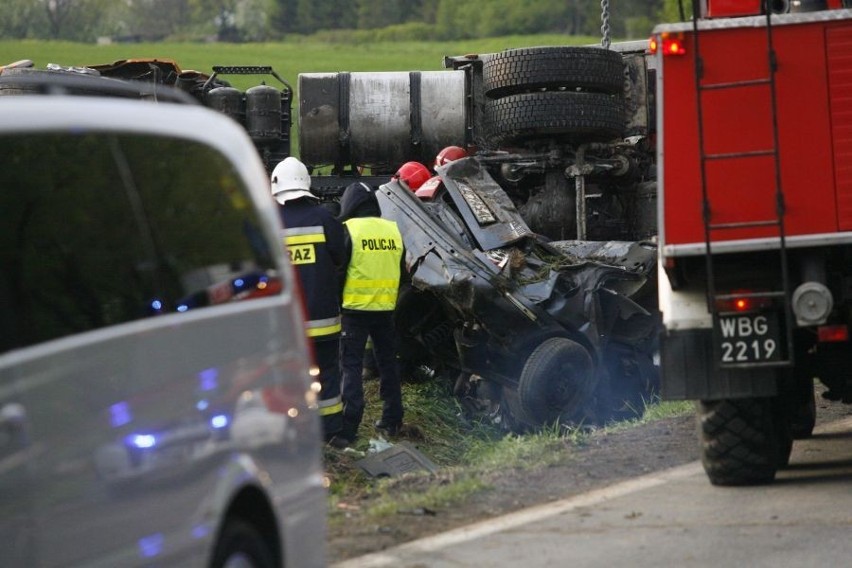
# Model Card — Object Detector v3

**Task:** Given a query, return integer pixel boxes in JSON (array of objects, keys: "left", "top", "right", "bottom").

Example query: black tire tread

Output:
[
  {"left": 699, "top": 398, "right": 780, "bottom": 486},
  {"left": 517, "top": 337, "right": 594, "bottom": 427},
  {"left": 789, "top": 378, "right": 817, "bottom": 439},
  {"left": 482, "top": 47, "right": 625, "bottom": 98},
  {"left": 482, "top": 91, "right": 625, "bottom": 148}
]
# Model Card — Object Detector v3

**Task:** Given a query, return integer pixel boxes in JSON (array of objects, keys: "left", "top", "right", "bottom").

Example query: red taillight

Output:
[
  {"left": 818, "top": 325, "right": 849, "bottom": 343},
  {"left": 650, "top": 33, "right": 687, "bottom": 56},
  {"left": 715, "top": 292, "right": 773, "bottom": 313}
]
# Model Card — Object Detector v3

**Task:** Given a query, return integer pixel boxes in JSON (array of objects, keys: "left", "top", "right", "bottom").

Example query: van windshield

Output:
[{"left": 0, "top": 132, "right": 279, "bottom": 353}]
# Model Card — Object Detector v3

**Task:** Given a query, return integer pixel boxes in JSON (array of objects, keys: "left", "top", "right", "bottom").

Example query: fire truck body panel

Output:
[{"left": 656, "top": 11, "right": 852, "bottom": 258}]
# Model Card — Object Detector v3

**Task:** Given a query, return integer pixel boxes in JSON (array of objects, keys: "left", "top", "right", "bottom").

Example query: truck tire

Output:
[
  {"left": 699, "top": 397, "right": 788, "bottom": 486},
  {"left": 482, "top": 91, "right": 625, "bottom": 148},
  {"left": 482, "top": 47, "right": 625, "bottom": 99},
  {"left": 517, "top": 337, "right": 595, "bottom": 427},
  {"left": 790, "top": 379, "right": 816, "bottom": 440},
  {"left": 788, "top": 377, "right": 817, "bottom": 439}
]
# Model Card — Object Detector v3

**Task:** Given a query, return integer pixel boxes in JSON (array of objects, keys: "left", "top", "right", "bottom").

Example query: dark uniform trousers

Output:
[
  {"left": 340, "top": 310, "right": 403, "bottom": 440},
  {"left": 313, "top": 337, "right": 343, "bottom": 437}
]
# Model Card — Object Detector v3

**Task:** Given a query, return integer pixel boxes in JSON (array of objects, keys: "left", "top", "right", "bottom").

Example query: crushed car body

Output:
[{"left": 377, "top": 156, "right": 659, "bottom": 432}]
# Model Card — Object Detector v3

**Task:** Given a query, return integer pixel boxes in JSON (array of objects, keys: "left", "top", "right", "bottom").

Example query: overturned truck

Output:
[
  {"left": 298, "top": 43, "right": 661, "bottom": 430},
  {"left": 0, "top": 41, "right": 660, "bottom": 431}
]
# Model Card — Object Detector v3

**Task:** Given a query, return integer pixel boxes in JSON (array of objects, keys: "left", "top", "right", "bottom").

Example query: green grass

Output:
[
  {"left": 325, "top": 377, "right": 693, "bottom": 526},
  {"left": 0, "top": 34, "right": 599, "bottom": 91}
]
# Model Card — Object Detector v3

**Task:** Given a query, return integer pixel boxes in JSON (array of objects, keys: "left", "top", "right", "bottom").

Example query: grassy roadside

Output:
[{"left": 323, "top": 376, "right": 693, "bottom": 529}]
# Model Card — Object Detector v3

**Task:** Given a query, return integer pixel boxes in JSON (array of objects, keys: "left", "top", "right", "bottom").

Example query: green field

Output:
[{"left": 1, "top": 35, "right": 599, "bottom": 91}]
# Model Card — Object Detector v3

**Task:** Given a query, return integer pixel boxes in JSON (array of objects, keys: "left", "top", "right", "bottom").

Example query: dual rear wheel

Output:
[
  {"left": 479, "top": 47, "right": 627, "bottom": 149},
  {"left": 698, "top": 374, "right": 815, "bottom": 486}
]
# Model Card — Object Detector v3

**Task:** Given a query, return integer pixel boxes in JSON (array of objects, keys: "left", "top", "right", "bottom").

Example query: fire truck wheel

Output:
[
  {"left": 787, "top": 376, "right": 817, "bottom": 439},
  {"left": 698, "top": 397, "right": 786, "bottom": 486},
  {"left": 517, "top": 337, "right": 595, "bottom": 428},
  {"left": 482, "top": 91, "right": 626, "bottom": 148},
  {"left": 482, "top": 46, "right": 625, "bottom": 99},
  {"left": 790, "top": 380, "right": 816, "bottom": 440}
]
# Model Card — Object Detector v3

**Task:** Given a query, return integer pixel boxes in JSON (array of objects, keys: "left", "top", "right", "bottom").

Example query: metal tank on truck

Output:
[{"left": 652, "top": 0, "right": 852, "bottom": 485}]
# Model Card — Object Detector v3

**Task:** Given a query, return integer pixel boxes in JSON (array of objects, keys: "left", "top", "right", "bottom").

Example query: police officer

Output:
[
  {"left": 336, "top": 182, "right": 406, "bottom": 444},
  {"left": 270, "top": 157, "right": 346, "bottom": 445}
]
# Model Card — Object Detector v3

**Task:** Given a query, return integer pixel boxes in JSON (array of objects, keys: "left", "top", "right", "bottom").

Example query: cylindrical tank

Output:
[
  {"left": 298, "top": 71, "right": 466, "bottom": 170},
  {"left": 206, "top": 86, "right": 244, "bottom": 125},
  {"left": 246, "top": 84, "right": 282, "bottom": 143}
]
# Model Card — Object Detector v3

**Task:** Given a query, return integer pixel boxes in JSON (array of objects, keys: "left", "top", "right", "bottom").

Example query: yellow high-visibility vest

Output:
[{"left": 342, "top": 217, "right": 403, "bottom": 311}]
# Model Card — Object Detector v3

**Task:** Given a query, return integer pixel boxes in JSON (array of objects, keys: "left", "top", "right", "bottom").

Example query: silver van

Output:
[{"left": 0, "top": 96, "right": 326, "bottom": 567}]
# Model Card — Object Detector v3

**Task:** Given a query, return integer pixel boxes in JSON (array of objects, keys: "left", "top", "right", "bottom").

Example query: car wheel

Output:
[
  {"left": 698, "top": 397, "right": 786, "bottom": 486},
  {"left": 517, "top": 337, "right": 595, "bottom": 428},
  {"left": 482, "top": 91, "right": 626, "bottom": 148},
  {"left": 482, "top": 46, "right": 625, "bottom": 99},
  {"left": 210, "top": 519, "right": 276, "bottom": 568}
]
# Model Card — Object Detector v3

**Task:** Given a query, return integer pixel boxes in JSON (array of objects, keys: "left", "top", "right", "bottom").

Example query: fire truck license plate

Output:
[{"left": 717, "top": 313, "right": 781, "bottom": 363}]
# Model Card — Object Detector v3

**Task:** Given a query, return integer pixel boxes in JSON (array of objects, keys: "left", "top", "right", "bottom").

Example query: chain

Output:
[{"left": 600, "top": 0, "right": 611, "bottom": 49}]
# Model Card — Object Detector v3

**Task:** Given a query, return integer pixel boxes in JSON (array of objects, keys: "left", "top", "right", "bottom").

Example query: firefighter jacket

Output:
[
  {"left": 341, "top": 217, "right": 404, "bottom": 311},
  {"left": 279, "top": 198, "right": 346, "bottom": 339}
]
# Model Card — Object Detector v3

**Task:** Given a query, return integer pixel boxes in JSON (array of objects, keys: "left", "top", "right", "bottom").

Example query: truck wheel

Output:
[
  {"left": 784, "top": 369, "right": 816, "bottom": 439},
  {"left": 789, "top": 379, "right": 816, "bottom": 439},
  {"left": 482, "top": 46, "right": 625, "bottom": 99},
  {"left": 210, "top": 519, "right": 276, "bottom": 568},
  {"left": 517, "top": 337, "right": 595, "bottom": 427},
  {"left": 482, "top": 91, "right": 625, "bottom": 148},
  {"left": 699, "top": 397, "right": 785, "bottom": 486}
]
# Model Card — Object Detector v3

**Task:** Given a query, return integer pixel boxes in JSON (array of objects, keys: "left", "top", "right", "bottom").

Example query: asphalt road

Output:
[{"left": 336, "top": 415, "right": 852, "bottom": 568}]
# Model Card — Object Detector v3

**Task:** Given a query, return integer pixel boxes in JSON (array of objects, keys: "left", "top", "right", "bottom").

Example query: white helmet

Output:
[{"left": 270, "top": 157, "right": 316, "bottom": 204}]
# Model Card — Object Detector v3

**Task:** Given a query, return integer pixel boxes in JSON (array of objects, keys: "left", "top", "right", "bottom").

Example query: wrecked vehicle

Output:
[{"left": 377, "top": 155, "right": 659, "bottom": 431}]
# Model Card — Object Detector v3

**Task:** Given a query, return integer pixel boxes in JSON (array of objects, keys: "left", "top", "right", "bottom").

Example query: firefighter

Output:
[
  {"left": 270, "top": 157, "right": 347, "bottom": 446},
  {"left": 435, "top": 145, "right": 468, "bottom": 169},
  {"left": 416, "top": 145, "right": 468, "bottom": 200},
  {"left": 336, "top": 181, "right": 406, "bottom": 444},
  {"left": 393, "top": 161, "right": 431, "bottom": 192}
]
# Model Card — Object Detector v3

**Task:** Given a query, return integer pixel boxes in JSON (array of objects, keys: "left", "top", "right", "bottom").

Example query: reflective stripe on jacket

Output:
[
  {"left": 279, "top": 201, "right": 346, "bottom": 338},
  {"left": 342, "top": 217, "right": 403, "bottom": 311}
]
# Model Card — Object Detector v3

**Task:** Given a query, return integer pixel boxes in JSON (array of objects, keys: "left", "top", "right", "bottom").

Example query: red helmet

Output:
[
  {"left": 394, "top": 161, "right": 430, "bottom": 191},
  {"left": 435, "top": 145, "right": 467, "bottom": 168}
]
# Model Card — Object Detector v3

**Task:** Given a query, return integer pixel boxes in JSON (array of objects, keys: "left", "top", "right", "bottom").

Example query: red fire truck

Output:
[{"left": 653, "top": 0, "right": 852, "bottom": 485}]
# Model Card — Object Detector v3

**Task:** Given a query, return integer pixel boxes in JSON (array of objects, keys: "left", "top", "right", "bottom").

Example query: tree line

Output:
[{"left": 1, "top": 0, "right": 687, "bottom": 43}]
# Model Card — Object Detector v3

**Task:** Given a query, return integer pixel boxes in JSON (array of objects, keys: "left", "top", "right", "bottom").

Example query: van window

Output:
[{"left": 0, "top": 132, "right": 280, "bottom": 353}]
